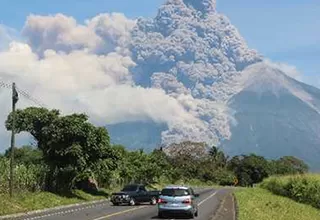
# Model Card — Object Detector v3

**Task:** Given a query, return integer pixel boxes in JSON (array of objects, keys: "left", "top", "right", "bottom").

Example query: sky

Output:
[
  {"left": 0, "top": 0, "right": 319, "bottom": 84},
  {"left": 0, "top": 0, "right": 319, "bottom": 151}
]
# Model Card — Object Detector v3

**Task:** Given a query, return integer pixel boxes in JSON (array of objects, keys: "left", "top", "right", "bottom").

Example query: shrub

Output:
[
  {"left": 261, "top": 174, "right": 320, "bottom": 209},
  {"left": 212, "top": 168, "right": 236, "bottom": 186},
  {"left": 0, "top": 157, "right": 46, "bottom": 193}
]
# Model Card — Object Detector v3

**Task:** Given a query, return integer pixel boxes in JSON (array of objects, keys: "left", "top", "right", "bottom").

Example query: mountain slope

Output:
[
  {"left": 106, "top": 121, "right": 166, "bottom": 151},
  {"left": 106, "top": 0, "right": 320, "bottom": 169},
  {"left": 222, "top": 63, "right": 320, "bottom": 169}
]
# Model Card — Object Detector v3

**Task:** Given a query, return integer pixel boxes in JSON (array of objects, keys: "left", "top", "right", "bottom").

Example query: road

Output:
[{"left": 9, "top": 188, "right": 234, "bottom": 220}]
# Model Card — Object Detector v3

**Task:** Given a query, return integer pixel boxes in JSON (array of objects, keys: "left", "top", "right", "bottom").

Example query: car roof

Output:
[
  {"left": 162, "top": 185, "right": 190, "bottom": 190},
  {"left": 124, "top": 184, "right": 144, "bottom": 186}
]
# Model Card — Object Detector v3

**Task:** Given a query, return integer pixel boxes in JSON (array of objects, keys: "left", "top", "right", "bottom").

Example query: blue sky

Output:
[{"left": 0, "top": 0, "right": 319, "bottom": 83}]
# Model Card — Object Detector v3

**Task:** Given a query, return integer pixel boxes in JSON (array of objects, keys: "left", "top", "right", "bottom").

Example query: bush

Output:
[
  {"left": 228, "top": 154, "right": 271, "bottom": 187},
  {"left": 213, "top": 169, "right": 236, "bottom": 186},
  {"left": 0, "top": 157, "right": 47, "bottom": 193},
  {"left": 261, "top": 174, "right": 320, "bottom": 209}
]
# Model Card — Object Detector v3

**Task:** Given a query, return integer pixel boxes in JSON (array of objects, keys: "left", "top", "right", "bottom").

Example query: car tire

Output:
[
  {"left": 150, "top": 197, "right": 157, "bottom": 205},
  {"left": 195, "top": 209, "right": 198, "bottom": 217},
  {"left": 158, "top": 212, "right": 163, "bottom": 218},
  {"left": 129, "top": 198, "right": 136, "bottom": 206},
  {"left": 189, "top": 212, "right": 195, "bottom": 219}
]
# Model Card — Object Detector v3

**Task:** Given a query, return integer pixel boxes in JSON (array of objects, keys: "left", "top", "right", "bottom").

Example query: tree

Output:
[
  {"left": 6, "top": 107, "right": 118, "bottom": 192},
  {"left": 228, "top": 154, "right": 271, "bottom": 187},
  {"left": 271, "top": 156, "right": 309, "bottom": 175},
  {"left": 4, "top": 145, "right": 43, "bottom": 165},
  {"left": 163, "top": 141, "right": 209, "bottom": 158},
  {"left": 149, "top": 149, "right": 173, "bottom": 182},
  {"left": 208, "top": 146, "right": 228, "bottom": 168},
  {"left": 162, "top": 141, "right": 209, "bottom": 180}
]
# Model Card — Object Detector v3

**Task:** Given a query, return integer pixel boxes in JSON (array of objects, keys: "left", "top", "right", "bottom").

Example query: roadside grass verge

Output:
[
  {"left": 235, "top": 187, "right": 320, "bottom": 220},
  {"left": 0, "top": 189, "right": 108, "bottom": 216},
  {"left": 260, "top": 174, "right": 320, "bottom": 209}
]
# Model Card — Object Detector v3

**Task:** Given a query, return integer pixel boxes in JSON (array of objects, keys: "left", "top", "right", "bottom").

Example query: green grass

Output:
[
  {"left": 0, "top": 190, "right": 108, "bottom": 216},
  {"left": 260, "top": 174, "right": 320, "bottom": 209},
  {"left": 235, "top": 187, "right": 320, "bottom": 220}
]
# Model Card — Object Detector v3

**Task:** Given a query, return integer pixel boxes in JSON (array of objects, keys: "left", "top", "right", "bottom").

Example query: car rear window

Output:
[
  {"left": 122, "top": 185, "right": 138, "bottom": 191},
  {"left": 161, "top": 188, "right": 190, "bottom": 196}
]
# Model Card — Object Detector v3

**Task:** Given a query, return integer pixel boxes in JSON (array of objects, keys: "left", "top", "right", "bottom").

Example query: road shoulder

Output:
[
  {"left": 211, "top": 191, "right": 236, "bottom": 220},
  {"left": 0, "top": 199, "right": 109, "bottom": 220}
]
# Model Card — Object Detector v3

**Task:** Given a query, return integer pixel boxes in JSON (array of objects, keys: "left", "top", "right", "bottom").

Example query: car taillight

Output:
[
  {"left": 182, "top": 198, "right": 191, "bottom": 204},
  {"left": 158, "top": 198, "right": 167, "bottom": 204}
]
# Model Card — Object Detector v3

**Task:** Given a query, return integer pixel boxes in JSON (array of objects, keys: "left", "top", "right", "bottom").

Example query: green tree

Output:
[
  {"left": 208, "top": 146, "right": 228, "bottom": 168},
  {"left": 150, "top": 148, "right": 172, "bottom": 180},
  {"left": 271, "top": 156, "right": 309, "bottom": 175},
  {"left": 6, "top": 107, "right": 118, "bottom": 192},
  {"left": 228, "top": 154, "right": 271, "bottom": 187},
  {"left": 4, "top": 145, "right": 43, "bottom": 165}
]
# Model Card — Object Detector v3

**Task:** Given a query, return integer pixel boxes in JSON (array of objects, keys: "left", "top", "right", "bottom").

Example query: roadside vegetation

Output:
[
  {"left": 0, "top": 107, "right": 310, "bottom": 216},
  {"left": 260, "top": 174, "right": 320, "bottom": 209},
  {"left": 235, "top": 187, "right": 320, "bottom": 220},
  {"left": 0, "top": 190, "right": 108, "bottom": 216}
]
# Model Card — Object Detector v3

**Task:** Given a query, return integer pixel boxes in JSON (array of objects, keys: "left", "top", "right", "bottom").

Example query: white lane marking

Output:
[
  {"left": 92, "top": 206, "right": 148, "bottom": 220},
  {"left": 199, "top": 191, "right": 218, "bottom": 206},
  {"left": 169, "top": 190, "right": 218, "bottom": 220},
  {"left": 22, "top": 203, "right": 107, "bottom": 220}
]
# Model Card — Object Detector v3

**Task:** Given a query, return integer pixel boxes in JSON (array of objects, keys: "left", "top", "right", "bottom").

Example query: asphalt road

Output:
[{"left": 11, "top": 188, "right": 232, "bottom": 220}]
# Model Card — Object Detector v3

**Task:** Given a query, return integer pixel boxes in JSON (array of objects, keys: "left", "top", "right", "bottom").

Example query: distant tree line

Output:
[{"left": 0, "top": 107, "right": 309, "bottom": 194}]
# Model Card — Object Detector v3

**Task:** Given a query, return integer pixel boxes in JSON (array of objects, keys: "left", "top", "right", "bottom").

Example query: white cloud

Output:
[
  {"left": 80, "top": 86, "right": 199, "bottom": 126},
  {"left": 0, "top": 41, "right": 204, "bottom": 150},
  {"left": 22, "top": 13, "right": 136, "bottom": 56},
  {"left": 0, "top": 24, "right": 19, "bottom": 51},
  {"left": 87, "top": 13, "right": 137, "bottom": 55},
  {"left": 22, "top": 13, "right": 103, "bottom": 55},
  {"left": 0, "top": 41, "right": 196, "bottom": 120}
]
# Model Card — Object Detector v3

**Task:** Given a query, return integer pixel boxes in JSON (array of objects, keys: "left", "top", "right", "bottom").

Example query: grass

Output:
[
  {"left": 260, "top": 174, "right": 320, "bottom": 209},
  {"left": 0, "top": 189, "right": 109, "bottom": 216},
  {"left": 234, "top": 187, "right": 320, "bottom": 220}
]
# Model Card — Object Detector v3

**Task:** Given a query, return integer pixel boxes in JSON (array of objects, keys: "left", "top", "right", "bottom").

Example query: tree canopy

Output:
[{"left": 6, "top": 107, "right": 117, "bottom": 192}]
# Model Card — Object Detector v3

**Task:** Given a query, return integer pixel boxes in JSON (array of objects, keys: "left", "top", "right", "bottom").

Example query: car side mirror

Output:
[{"left": 194, "top": 193, "right": 199, "bottom": 198}]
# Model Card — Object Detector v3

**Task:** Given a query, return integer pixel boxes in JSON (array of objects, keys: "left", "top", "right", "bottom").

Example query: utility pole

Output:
[{"left": 9, "top": 82, "right": 18, "bottom": 198}]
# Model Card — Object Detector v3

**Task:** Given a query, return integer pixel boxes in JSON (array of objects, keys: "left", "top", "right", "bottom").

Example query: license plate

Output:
[{"left": 166, "top": 203, "right": 182, "bottom": 207}]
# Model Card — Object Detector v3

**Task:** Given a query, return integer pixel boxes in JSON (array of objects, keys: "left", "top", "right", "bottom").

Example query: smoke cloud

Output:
[
  {"left": 0, "top": 12, "right": 210, "bottom": 150},
  {"left": 264, "top": 59, "right": 302, "bottom": 81},
  {"left": 0, "top": 0, "right": 261, "bottom": 151},
  {"left": 0, "top": 0, "right": 310, "bottom": 151}
]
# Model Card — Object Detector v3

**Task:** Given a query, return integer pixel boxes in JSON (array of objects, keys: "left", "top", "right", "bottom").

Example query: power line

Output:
[
  {"left": 15, "top": 86, "right": 47, "bottom": 108},
  {"left": 0, "top": 80, "right": 11, "bottom": 89},
  {"left": 0, "top": 79, "right": 47, "bottom": 108}
]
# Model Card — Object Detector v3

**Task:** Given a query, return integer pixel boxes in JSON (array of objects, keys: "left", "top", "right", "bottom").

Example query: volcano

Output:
[{"left": 106, "top": 0, "right": 320, "bottom": 170}]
